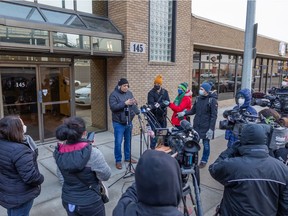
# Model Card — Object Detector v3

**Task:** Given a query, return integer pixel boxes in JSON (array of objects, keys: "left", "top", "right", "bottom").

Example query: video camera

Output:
[
  {"left": 254, "top": 94, "right": 288, "bottom": 115},
  {"left": 219, "top": 108, "right": 258, "bottom": 137}
]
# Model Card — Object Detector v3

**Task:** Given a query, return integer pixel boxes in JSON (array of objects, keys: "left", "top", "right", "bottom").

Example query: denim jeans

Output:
[
  {"left": 113, "top": 121, "right": 132, "bottom": 163},
  {"left": 201, "top": 138, "right": 210, "bottom": 163},
  {"left": 7, "top": 199, "right": 34, "bottom": 216},
  {"left": 62, "top": 200, "right": 105, "bottom": 216}
]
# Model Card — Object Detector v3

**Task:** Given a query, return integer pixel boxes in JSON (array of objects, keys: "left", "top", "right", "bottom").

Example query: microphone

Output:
[{"left": 180, "top": 119, "right": 193, "bottom": 131}]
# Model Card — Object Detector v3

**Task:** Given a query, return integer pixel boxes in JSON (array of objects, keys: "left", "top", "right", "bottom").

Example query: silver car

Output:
[{"left": 75, "top": 84, "right": 91, "bottom": 106}]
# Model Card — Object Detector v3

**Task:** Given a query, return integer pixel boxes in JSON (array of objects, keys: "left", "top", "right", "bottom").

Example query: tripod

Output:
[{"left": 108, "top": 106, "right": 136, "bottom": 188}]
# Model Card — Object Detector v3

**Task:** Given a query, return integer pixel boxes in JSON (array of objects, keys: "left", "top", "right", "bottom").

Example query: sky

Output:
[{"left": 192, "top": 0, "right": 287, "bottom": 42}]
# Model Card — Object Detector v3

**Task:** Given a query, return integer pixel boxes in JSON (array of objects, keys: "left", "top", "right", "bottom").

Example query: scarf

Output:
[{"left": 174, "top": 92, "right": 185, "bottom": 106}]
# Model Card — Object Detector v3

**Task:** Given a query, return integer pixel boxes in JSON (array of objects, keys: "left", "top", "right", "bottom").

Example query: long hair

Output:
[
  {"left": 55, "top": 116, "right": 86, "bottom": 144},
  {"left": 0, "top": 115, "right": 24, "bottom": 143}
]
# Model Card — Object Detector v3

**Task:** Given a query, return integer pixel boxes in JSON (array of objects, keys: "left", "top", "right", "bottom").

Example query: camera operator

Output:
[
  {"left": 112, "top": 150, "right": 183, "bottom": 216},
  {"left": 177, "top": 82, "right": 218, "bottom": 168},
  {"left": 224, "top": 88, "right": 257, "bottom": 148},
  {"left": 209, "top": 124, "right": 288, "bottom": 216},
  {"left": 147, "top": 74, "right": 170, "bottom": 149}
]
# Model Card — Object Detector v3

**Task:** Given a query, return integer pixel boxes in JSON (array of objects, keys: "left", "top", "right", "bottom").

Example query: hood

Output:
[
  {"left": 208, "top": 90, "right": 218, "bottom": 99},
  {"left": 236, "top": 88, "right": 251, "bottom": 108},
  {"left": 239, "top": 124, "right": 267, "bottom": 145},
  {"left": 135, "top": 150, "right": 182, "bottom": 206}
]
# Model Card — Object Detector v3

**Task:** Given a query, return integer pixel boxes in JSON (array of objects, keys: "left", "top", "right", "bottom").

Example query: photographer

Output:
[
  {"left": 147, "top": 74, "right": 170, "bottom": 149},
  {"left": 112, "top": 150, "right": 183, "bottom": 216},
  {"left": 224, "top": 88, "right": 257, "bottom": 148},
  {"left": 209, "top": 124, "right": 288, "bottom": 216}
]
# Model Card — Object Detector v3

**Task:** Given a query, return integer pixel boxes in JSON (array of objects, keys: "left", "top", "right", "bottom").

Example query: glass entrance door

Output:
[
  {"left": 39, "top": 66, "right": 71, "bottom": 141},
  {"left": 0, "top": 67, "right": 39, "bottom": 140}
]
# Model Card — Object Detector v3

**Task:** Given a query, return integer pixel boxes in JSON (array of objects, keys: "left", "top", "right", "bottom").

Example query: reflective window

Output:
[
  {"left": 0, "top": 25, "right": 49, "bottom": 46},
  {"left": 53, "top": 32, "right": 90, "bottom": 49},
  {"left": 37, "top": 0, "right": 62, "bottom": 8},
  {"left": 81, "top": 16, "right": 119, "bottom": 34},
  {"left": 0, "top": 2, "right": 44, "bottom": 21},
  {"left": 77, "top": 0, "right": 92, "bottom": 13},
  {"left": 149, "top": 0, "right": 174, "bottom": 62},
  {"left": 92, "top": 37, "right": 122, "bottom": 52}
]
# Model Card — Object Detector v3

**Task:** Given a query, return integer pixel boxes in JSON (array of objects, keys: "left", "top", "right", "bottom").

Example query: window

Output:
[{"left": 149, "top": 0, "right": 175, "bottom": 62}]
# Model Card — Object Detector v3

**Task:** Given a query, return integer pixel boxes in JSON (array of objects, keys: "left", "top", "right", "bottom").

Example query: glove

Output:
[
  {"left": 177, "top": 110, "right": 186, "bottom": 118},
  {"left": 206, "top": 129, "right": 213, "bottom": 139},
  {"left": 163, "top": 100, "right": 170, "bottom": 106}
]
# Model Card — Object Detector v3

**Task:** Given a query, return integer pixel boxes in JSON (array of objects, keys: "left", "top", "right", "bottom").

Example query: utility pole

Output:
[{"left": 242, "top": 0, "right": 257, "bottom": 90}]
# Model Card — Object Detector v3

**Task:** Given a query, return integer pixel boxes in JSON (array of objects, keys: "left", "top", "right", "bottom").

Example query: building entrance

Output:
[{"left": 0, "top": 65, "right": 72, "bottom": 143}]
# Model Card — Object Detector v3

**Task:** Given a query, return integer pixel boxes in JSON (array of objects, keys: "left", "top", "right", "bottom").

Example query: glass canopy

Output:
[{"left": 0, "top": 0, "right": 123, "bottom": 56}]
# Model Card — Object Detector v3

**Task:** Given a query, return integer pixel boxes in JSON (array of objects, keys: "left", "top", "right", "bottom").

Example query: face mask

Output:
[
  {"left": 238, "top": 98, "right": 245, "bottom": 106},
  {"left": 178, "top": 89, "right": 184, "bottom": 95},
  {"left": 199, "top": 90, "right": 204, "bottom": 95},
  {"left": 154, "top": 85, "right": 161, "bottom": 90},
  {"left": 23, "top": 125, "right": 27, "bottom": 134}
]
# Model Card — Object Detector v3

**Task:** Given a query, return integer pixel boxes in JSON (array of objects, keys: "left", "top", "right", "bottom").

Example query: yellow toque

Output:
[{"left": 154, "top": 75, "right": 163, "bottom": 85}]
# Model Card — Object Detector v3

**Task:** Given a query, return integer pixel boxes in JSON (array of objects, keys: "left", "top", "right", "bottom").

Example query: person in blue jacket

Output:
[{"left": 225, "top": 88, "right": 257, "bottom": 148}]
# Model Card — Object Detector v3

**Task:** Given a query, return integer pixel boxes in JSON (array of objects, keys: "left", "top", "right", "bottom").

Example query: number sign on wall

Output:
[{"left": 130, "top": 42, "right": 145, "bottom": 53}]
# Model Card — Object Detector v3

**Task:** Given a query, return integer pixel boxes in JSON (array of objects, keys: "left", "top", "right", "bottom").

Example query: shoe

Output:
[
  {"left": 124, "top": 158, "right": 138, "bottom": 164},
  {"left": 199, "top": 162, "right": 207, "bottom": 169},
  {"left": 116, "top": 162, "right": 122, "bottom": 170}
]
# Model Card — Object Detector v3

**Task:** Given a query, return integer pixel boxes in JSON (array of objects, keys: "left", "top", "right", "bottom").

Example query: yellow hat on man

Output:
[{"left": 154, "top": 75, "right": 163, "bottom": 85}]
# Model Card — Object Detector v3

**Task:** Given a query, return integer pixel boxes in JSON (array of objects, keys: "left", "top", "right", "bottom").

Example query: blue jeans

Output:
[
  {"left": 7, "top": 199, "right": 34, "bottom": 216},
  {"left": 113, "top": 121, "right": 132, "bottom": 163},
  {"left": 62, "top": 200, "right": 105, "bottom": 216},
  {"left": 201, "top": 138, "right": 210, "bottom": 163}
]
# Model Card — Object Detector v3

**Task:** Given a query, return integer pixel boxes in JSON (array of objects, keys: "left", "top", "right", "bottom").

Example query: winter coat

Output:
[
  {"left": 112, "top": 150, "right": 183, "bottom": 216},
  {"left": 0, "top": 139, "right": 44, "bottom": 209},
  {"left": 109, "top": 86, "right": 136, "bottom": 125},
  {"left": 186, "top": 91, "right": 218, "bottom": 139},
  {"left": 147, "top": 87, "right": 170, "bottom": 124},
  {"left": 54, "top": 141, "right": 111, "bottom": 205},
  {"left": 225, "top": 88, "right": 257, "bottom": 147},
  {"left": 209, "top": 124, "right": 288, "bottom": 216},
  {"left": 169, "top": 90, "right": 192, "bottom": 126}
]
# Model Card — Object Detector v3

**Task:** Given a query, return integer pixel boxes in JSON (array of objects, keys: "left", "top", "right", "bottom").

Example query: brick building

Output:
[{"left": 0, "top": 0, "right": 287, "bottom": 143}]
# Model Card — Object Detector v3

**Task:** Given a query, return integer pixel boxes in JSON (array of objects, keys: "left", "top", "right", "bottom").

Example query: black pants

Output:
[{"left": 62, "top": 200, "right": 105, "bottom": 216}]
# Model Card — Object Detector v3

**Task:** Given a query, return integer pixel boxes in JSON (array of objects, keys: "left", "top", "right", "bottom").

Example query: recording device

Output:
[
  {"left": 219, "top": 108, "right": 258, "bottom": 137},
  {"left": 254, "top": 94, "right": 288, "bottom": 115},
  {"left": 86, "top": 131, "right": 95, "bottom": 143}
]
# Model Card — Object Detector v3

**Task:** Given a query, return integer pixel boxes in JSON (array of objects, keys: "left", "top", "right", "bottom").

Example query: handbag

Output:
[{"left": 74, "top": 173, "right": 109, "bottom": 204}]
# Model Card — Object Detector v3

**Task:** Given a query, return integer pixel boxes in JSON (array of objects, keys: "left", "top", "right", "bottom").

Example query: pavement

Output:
[{"left": 0, "top": 100, "right": 264, "bottom": 216}]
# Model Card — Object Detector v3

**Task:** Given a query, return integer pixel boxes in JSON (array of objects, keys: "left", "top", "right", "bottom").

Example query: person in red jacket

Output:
[{"left": 166, "top": 82, "right": 192, "bottom": 129}]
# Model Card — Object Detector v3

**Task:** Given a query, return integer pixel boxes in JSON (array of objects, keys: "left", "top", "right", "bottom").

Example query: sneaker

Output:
[
  {"left": 124, "top": 158, "right": 138, "bottom": 164},
  {"left": 116, "top": 162, "right": 122, "bottom": 170},
  {"left": 199, "top": 162, "right": 207, "bottom": 169}
]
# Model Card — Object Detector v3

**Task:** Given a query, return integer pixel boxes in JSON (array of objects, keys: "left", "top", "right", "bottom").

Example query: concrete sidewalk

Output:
[{"left": 0, "top": 103, "right": 264, "bottom": 216}]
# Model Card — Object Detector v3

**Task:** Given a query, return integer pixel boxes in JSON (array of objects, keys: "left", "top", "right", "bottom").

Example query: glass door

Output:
[
  {"left": 39, "top": 66, "right": 71, "bottom": 142},
  {"left": 0, "top": 67, "right": 40, "bottom": 140}
]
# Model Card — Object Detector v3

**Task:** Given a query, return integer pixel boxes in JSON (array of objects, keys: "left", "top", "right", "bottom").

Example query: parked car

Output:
[
  {"left": 200, "top": 72, "right": 216, "bottom": 78},
  {"left": 75, "top": 84, "right": 91, "bottom": 106}
]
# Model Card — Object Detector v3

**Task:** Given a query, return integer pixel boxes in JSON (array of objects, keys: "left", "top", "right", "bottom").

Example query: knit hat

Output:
[
  {"left": 201, "top": 82, "right": 212, "bottom": 93},
  {"left": 178, "top": 82, "right": 188, "bottom": 92},
  {"left": 154, "top": 75, "right": 163, "bottom": 85},
  {"left": 118, "top": 78, "right": 129, "bottom": 86}
]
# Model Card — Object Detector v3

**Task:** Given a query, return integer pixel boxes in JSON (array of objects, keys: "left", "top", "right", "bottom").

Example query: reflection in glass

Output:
[
  {"left": 0, "top": 25, "right": 49, "bottom": 46},
  {"left": 81, "top": 16, "right": 120, "bottom": 34},
  {"left": 53, "top": 32, "right": 90, "bottom": 49},
  {"left": 92, "top": 37, "right": 121, "bottom": 52}
]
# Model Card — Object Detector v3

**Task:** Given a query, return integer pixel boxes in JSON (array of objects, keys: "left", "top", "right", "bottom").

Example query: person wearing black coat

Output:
[
  {"left": 147, "top": 75, "right": 170, "bottom": 149},
  {"left": 112, "top": 150, "right": 183, "bottom": 216},
  {"left": 209, "top": 124, "right": 288, "bottom": 216},
  {"left": 178, "top": 82, "right": 218, "bottom": 168},
  {"left": 0, "top": 115, "right": 44, "bottom": 216}
]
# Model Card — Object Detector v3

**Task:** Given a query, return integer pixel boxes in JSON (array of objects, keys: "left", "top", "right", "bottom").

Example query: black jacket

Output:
[
  {"left": 0, "top": 139, "right": 44, "bottom": 208},
  {"left": 186, "top": 91, "right": 218, "bottom": 139},
  {"left": 147, "top": 87, "right": 170, "bottom": 123},
  {"left": 209, "top": 124, "right": 288, "bottom": 216},
  {"left": 109, "top": 86, "right": 136, "bottom": 124}
]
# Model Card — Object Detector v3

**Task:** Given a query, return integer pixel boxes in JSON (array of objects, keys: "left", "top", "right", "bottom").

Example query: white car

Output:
[
  {"left": 200, "top": 72, "right": 216, "bottom": 78},
  {"left": 75, "top": 84, "right": 91, "bottom": 106}
]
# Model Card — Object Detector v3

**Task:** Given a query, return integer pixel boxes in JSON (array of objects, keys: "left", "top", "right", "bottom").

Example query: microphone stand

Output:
[{"left": 108, "top": 106, "right": 135, "bottom": 188}]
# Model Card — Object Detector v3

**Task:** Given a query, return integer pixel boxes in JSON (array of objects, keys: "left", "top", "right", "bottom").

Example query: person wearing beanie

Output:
[
  {"left": 109, "top": 78, "right": 138, "bottom": 170},
  {"left": 112, "top": 150, "right": 183, "bottom": 216},
  {"left": 209, "top": 124, "right": 288, "bottom": 216},
  {"left": 224, "top": 88, "right": 257, "bottom": 148},
  {"left": 178, "top": 81, "right": 218, "bottom": 168},
  {"left": 167, "top": 82, "right": 192, "bottom": 129},
  {"left": 147, "top": 74, "right": 170, "bottom": 149}
]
